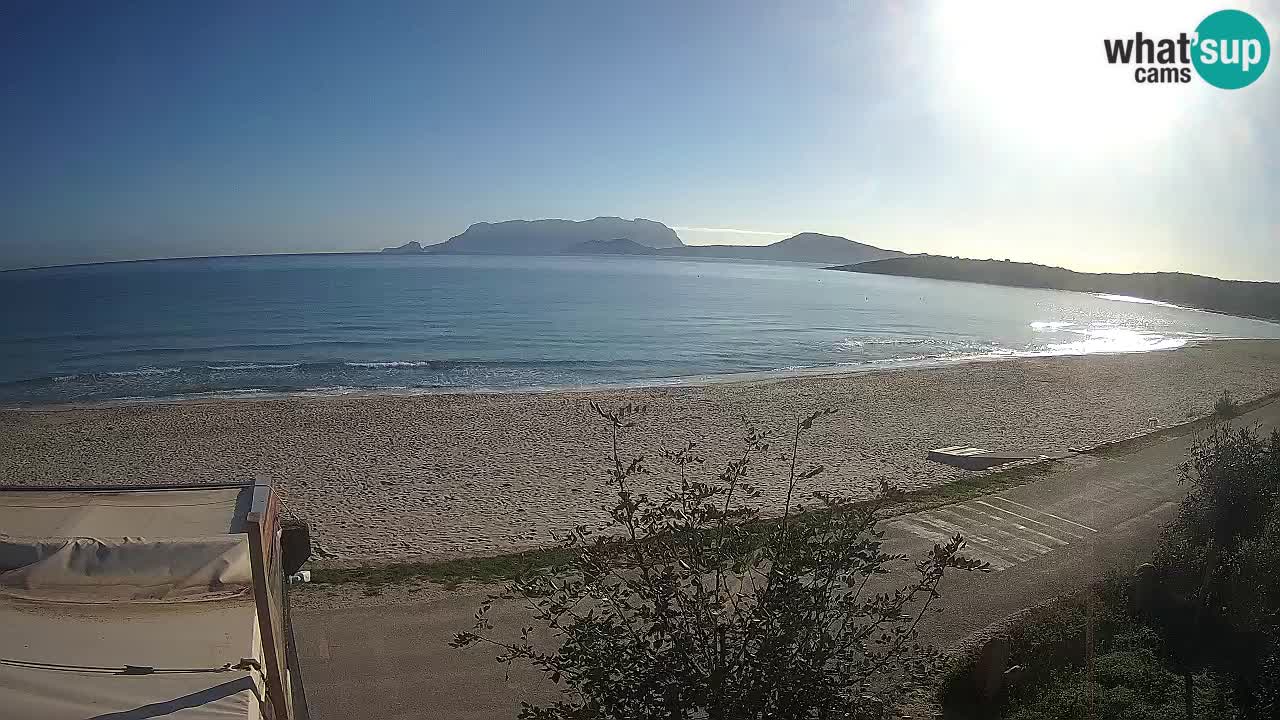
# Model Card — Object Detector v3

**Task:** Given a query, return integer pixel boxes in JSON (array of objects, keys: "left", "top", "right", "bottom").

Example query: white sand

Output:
[{"left": 2, "top": 340, "right": 1278, "bottom": 565}]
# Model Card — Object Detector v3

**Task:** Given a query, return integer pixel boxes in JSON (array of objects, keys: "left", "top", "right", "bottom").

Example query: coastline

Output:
[
  {"left": 826, "top": 257, "right": 1280, "bottom": 325},
  {"left": 4, "top": 339, "right": 1280, "bottom": 566},
  {"left": 1, "top": 336, "right": 1257, "bottom": 413}
]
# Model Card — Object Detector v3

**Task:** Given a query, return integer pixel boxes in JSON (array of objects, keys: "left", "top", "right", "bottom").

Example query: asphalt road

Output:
[{"left": 292, "top": 399, "right": 1280, "bottom": 720}]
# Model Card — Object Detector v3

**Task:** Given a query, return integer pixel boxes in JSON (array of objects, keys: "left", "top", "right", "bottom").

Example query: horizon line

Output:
[{"left": 1, "top": 249, "right": 1276, "bottom": 286}]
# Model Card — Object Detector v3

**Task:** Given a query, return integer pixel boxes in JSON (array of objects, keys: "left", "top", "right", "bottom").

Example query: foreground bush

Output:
[
  {"left": 939, "top": 577, "right": 1137, "bottom": 716},
  {"left": 454, "top": 404, "right": 988, "bottom": 720},
  {"left": 939, "top": 577, "right": 1241, "bottom": 720},
  {"left": 1150, "top": 422, "right": 1280, "bottom": 719},
  {"left": 951, "top": 422, "right": 1279, "bottom": 720},
  {"left": 1006, "top": 629, "right": 1234, "bottom": 720}
]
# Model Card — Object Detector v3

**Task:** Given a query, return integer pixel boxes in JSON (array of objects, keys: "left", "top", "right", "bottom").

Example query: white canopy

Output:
[{"left": 0, "top": 484, "right": 271, "bottom": 720}]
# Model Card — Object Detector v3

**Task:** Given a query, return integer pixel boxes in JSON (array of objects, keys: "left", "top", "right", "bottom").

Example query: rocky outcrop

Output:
[{"left": 381, "top": 241, "right": 425, "bottom": 254}]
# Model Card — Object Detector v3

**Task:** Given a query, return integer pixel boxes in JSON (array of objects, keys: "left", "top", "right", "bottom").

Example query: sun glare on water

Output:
[{"left": 1031, "top": 321, "right": 1190, "bottom": 355}]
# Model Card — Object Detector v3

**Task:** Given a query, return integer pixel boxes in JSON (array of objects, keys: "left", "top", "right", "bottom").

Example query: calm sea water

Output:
[{"left": 2, "top": 253, "right": 1278, "bottom": 406}]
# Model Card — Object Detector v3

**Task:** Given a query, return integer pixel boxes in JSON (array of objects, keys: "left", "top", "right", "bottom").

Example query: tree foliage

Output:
[
  {"left": 453, "top": 403, "right": 988, "bottom": 720},
  {"left": 1150, "top": 422, "right": 1280, "bottom": 719}
]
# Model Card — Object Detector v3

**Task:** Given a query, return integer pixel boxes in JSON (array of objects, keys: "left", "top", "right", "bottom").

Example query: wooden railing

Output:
[{"left": 247, "top": 475, "right": 293, "bottom": 720}]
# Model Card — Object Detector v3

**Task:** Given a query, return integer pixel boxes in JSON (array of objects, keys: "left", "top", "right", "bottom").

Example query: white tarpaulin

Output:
[
  {"left": 0, "top": 485, "right": 272, "bottom": 720},
  {"left": 0, "top": 487, "right": 252, "bottom": 538},
  {"left": 0, "top": 535, "right": 252, "bottom": 602},
  {"left": 0, "top": 596, "right": 265, "bottom": 719}
]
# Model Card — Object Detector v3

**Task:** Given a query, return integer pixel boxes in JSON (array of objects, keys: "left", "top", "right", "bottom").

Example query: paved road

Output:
[{"left": 292, "top": 399, "right": 1280, "bottom": 720}]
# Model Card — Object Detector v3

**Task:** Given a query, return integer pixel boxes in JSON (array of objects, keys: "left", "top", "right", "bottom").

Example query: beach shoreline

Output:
[
  {"left": 2, "top": 336, "right": 1261, "bottom": 413},
  {"left": 4, "top": 339, "right": 1279, "bottom": 566}
]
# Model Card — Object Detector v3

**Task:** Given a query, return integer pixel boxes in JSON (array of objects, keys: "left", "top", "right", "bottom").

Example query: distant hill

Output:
[
  {"left": 830, "top": 255, "right": 1280, "bottom": 323},
  {"left": 405, "top": 217, "right": 684, "bottom": 255},
  {"left": 563, "top": 238, "right": 660, "bottom": 255},
  {"left": 384, "top": 223, "right": 901, "bottom": 265},
  {"left": 566, "top": 232, "right": 902, "bottom": 265},
  {"left": 665, "top": 233, "right": 902, "bottom": 264},
  {"left": 380, "top": 241, "right": 425, "bottom": 254}
]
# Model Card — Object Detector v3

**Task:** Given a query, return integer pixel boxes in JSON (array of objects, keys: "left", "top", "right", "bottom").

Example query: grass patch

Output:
[
  {"left": 310, "top": 545, "right": 579, "bottom": 590},
  {"left": 900, "top": 462, "right": 1057, "bottom": 508}
]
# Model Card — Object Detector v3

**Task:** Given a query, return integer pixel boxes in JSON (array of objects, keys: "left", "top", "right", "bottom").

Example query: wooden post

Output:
[{"left": 247, "top": 475, "right": 293, "bottom": 720}]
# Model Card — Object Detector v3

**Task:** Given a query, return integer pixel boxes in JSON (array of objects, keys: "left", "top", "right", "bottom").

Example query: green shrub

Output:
[
  {"left": 1150, "top": 423, "right": 1280, "bottom": 719},
  {"left": 1007, "top": 630, "right": 1235, "bottom": 720},
  {"left": 1213, "top": 390, "right": 1239, "bottom": 419},
  {"left": 943, "top": 420, "right": 1280, "bottom": 720},
  {"left": 454, "top": 404, "right": 991, "bottom": 720},
  {"left": 939, "top": 576, "right": 1138, "bottom": 717}
]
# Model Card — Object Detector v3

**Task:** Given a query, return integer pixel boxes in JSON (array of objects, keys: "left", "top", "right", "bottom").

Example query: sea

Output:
[{"left": 2, "top": 253, "right": 1278, "bottom": 406}]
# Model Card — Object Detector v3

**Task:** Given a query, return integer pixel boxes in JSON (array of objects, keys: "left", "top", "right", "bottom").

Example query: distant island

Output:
[
  {"left": 383, "top": 217, "right": 683, "bottom": 256},
  {"left": 385, "top": 221, "right": 902, "bottom": 266},
  {"left": 830, "top": 255, "right": 1280, "bottom": 323}
]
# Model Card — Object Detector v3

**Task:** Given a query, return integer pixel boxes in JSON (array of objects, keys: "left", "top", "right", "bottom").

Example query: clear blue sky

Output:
[{"left": 2, "top": 1, "right": 1277, "bottom": 279}]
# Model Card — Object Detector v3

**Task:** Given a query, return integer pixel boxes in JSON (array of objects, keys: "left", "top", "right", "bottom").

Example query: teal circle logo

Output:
[{"left": 1193, "top": 9, "right": 1270, "bottom": 89}]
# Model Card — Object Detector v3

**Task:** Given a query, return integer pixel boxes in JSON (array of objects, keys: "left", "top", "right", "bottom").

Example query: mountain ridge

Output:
[
  {"left": 382, "top": 221, "right": 900, "bottom": 265},
  {"left": 652, "top": 232, "right": 902, "bottom": 264}
]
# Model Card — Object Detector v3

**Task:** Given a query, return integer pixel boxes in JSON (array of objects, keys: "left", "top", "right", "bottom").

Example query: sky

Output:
[{"left": 2, "top": 0, "right": 1278, "bottom": 280}]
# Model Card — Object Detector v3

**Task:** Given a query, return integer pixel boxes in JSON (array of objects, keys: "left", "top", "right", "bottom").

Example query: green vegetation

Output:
[
  {"left": 1214, "top": 390, "right": 1239, "bottom": 418},
  {"left": 941, "top": 420, "right": 1280, "bottom": 719},
  {"left": 940, "top": 577, "right": 1133, "bottom": 716},
  {"left": 453, "top": 403, "right": 989, "bottom": 719},
  {"left": 310, "top": 546, "right": 579, "bottom": 590},
  {"left": 1007, "top": 630, "right": 1234, "bottom": 720},
  {"left": 1147, "top": 422, "right": 1280, "bottom": 718},
  {"left": 940, "top": 579, "right": 1235, "bottom": 719}
]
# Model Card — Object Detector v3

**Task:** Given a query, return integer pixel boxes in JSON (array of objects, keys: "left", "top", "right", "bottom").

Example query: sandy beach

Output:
[{"left": 2, "top": 340, "right": 1279, "bottom": 565}]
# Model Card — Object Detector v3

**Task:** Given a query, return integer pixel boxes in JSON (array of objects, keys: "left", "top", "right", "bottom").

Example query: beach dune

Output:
[{"left": 2, "top": 340, "right": 1278, "bottom": 565}]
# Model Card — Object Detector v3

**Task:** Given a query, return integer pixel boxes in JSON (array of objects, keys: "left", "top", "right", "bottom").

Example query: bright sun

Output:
[{"left": 928, "top": 3, "right": 1209, "bottom": 160}]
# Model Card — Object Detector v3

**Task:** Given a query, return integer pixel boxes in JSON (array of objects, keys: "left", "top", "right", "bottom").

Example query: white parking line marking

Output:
[
  {"left": 987, "top": 495, "right": 1098, "bottom": 533},
  {"left": 952, "top": 504, "right": 1073, "bottom": 546},
  {"left": 935, "top": 506, "right": 1055, "bottom": 554},
  {"left": 890, "top": 519, "right": 1013, "bottom": 570},
  {"left": 909, "top": 515, "right": 1035, "bottom": 563},
  {"left": 972, "top": 500, "right": 1087, "bottom": 540}
]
